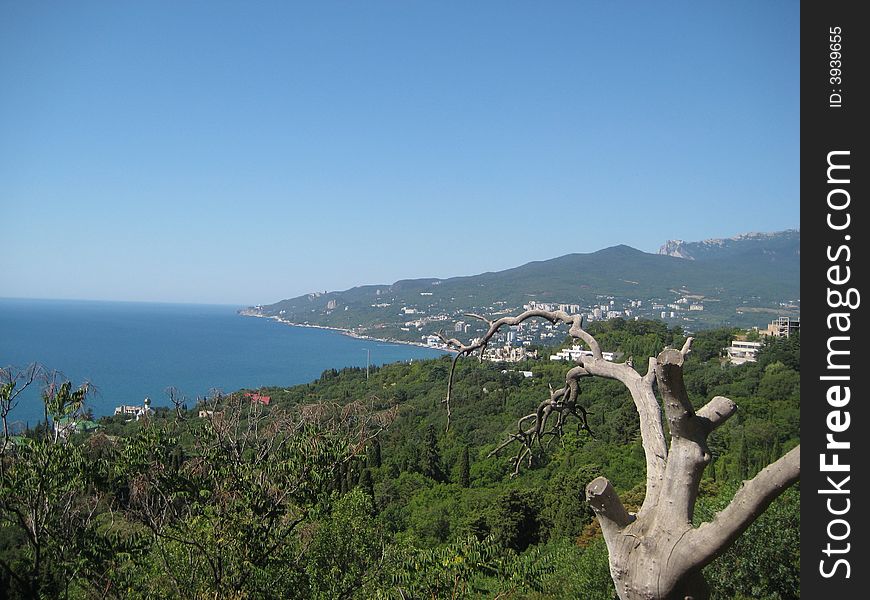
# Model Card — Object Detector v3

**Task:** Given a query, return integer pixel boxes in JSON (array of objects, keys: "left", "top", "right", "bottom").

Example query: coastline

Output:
[{"left": 238, "top": 309, "right": 458, "bottom": 354}]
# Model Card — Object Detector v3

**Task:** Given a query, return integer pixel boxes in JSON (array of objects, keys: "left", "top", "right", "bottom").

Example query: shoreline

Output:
[{"left": 238, "top": 310, "right": 458, "bottom": 354}]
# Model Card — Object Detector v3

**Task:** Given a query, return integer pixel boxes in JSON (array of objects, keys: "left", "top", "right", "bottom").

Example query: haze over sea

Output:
[{"left": 0, "top": 298, "right": 445, "bottom": 425}]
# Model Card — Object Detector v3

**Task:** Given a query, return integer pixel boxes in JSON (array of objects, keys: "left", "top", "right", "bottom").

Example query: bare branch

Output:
[
  {"left": 437, "top": 304, "right": 800, "bottom": 598},
  {"left": 164, "top": 386, "right": 188, "bottom": 421},
  {"left": 641, "top": 357, "right": 658, "bottom": 385},
  {"left": 439, "top": 309, "right": 667, "bottom": 495},
  {"left": 586, "top": 477, "right": 635, "bottom": 541},
  {"left": 1, "top": 364, "right": 43, "bottom": 456},
  {"left": 655, "top": 348, "right": 694, "bottom": 438},
  {"left": 487, "top": 365, "right": 594, "bottom": 473},
  {"left": 680, "top": 336, "right": 694, "bottom": 357},
  {"left": 684, "top": 445, "right": 800, "bottom": 571},
  {"left": 695, "top": 395, "right": 737, "bottom": 432},
  {"left": 567, "top": 319, "right": 603, "bottom": 359},
  {"left": 462, "top": 312, "right": 492, "bottom": 325}
]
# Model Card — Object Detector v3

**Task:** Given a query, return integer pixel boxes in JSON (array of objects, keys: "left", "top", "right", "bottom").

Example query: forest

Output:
[{"left": 1, "top": 319, "right": 800, "bottom": 599}]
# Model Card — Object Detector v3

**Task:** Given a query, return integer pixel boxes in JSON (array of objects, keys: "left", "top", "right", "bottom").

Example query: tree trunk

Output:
[
  {"left": 586, "top": 348, "right": 801, "bottom": 600},
  {"left": 441, "top": 311, "right": 801, "bottom": 600}
]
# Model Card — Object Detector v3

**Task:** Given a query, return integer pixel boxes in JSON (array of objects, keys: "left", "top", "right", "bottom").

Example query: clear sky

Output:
[{"left": 1, "top": 1, "right": 799, "bottom": 306}]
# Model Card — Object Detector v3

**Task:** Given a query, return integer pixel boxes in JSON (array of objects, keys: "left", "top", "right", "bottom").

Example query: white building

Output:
[
  {"left": 422, "top": 334, "right": 443, "bottom": 347},
  {"left": 482, "top": 345, "right": 538, "bottom": 363},
  {"left": 725, "top": 340, "right": 763, "bottom": 365},
  {"left": 114, "top": 400, "right": 153, "bottom": 420},
  {"left": 550, "top": 345, "right": 619, "bottom": 362},
  {"left": 502, "top": 369, "right": 534, "bottom": 378}
]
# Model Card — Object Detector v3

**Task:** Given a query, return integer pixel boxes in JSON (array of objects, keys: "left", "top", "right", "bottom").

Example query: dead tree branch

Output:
[
  {"left": 441, "top": 308, "right": 800, "bottom": 600},
  {"left": 440, "top": 310, "right": 667, "bottom": 498}
]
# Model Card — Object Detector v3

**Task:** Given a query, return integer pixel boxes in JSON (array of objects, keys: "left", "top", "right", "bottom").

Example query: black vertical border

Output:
[{"left": 801, "top": 1, "right": 868, "bottom": 596}]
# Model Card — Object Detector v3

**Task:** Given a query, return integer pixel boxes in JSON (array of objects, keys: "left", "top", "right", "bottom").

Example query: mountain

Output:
[
  {"left": 658, "top": 230, "right": 799, "bottom": 262},
  {"left": 246, "top": 231, "right": 800, "bottom": 341}
]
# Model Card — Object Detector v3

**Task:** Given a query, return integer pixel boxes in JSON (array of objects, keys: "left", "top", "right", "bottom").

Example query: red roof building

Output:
[{"left": 244, "top": 392, "right": 271, "bottom": 406}]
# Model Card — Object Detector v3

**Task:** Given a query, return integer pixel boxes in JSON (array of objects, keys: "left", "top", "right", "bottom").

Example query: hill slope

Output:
[{"left": 247, "top": 231, "right": 799, "bottom": 340}]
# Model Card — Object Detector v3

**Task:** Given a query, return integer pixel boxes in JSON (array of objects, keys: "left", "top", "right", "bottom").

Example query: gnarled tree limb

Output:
[
  {"left": 440, "top": 310, "right": 668, "bottom": 500},
  {"left": 683, "top": 445, "right": 801, "bottom": 572},
  {"left": 440, "top": 308, "right": 800, "bottom": 600}
]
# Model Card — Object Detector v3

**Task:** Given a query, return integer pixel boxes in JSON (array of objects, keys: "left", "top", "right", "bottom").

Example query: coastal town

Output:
[
  {"left": 246, "top": 292, "right": 799, "bottom": 372},
  {"left": 248, "top": 287, "right": 800, "bottom": 361}
]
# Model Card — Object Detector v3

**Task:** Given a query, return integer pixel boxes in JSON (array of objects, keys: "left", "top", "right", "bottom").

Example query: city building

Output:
[
  {"left": 482, "top": 345, "right": 538, "bottom": 363},
  {"left": 765, "top": 316, "right": 800, "bottom": 338},
  {"left": 244, "top": 392, "right": 271, "bottom": 406},
  {"left": 422, "top": 334, "right": 443, "bottom": 347},
  {"left": 725, "top": 340, "right": 763, "bottom": 365},
  {"left": 114, "top": 400, "right": 153, "bottom": 420},
  {"left": 550, "top": 346, "right": 620, "bottom": 362}
]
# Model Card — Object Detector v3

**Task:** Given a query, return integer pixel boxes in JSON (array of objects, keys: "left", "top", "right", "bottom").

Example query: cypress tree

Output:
[
  {"left": 359, "top": 468, "right": 374, "bottom": 499},
  {"left": 458, "top": 445, "right": 471, "bottom": 488},
  {"left": 420, "top": 424, "right": 443, "bottom": 482},
  {"left": 736, "top": 434, "right": 749, "bottom": 480},
  {"left": 369, "top": 436, "right": 382, "bottom": 469}
]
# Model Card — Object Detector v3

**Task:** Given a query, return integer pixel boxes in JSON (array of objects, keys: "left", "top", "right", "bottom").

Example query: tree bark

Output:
[
  {"left": 586, "top": 348, "right": 799, "bottom": 600},
  {"left": 441, "top": 312, "right": 800, "bottom": 600}
]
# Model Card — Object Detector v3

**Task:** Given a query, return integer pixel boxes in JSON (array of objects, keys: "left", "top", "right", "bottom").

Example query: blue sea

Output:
[{"left": 0, "top": 298, "right": 446, "bottom": 425}]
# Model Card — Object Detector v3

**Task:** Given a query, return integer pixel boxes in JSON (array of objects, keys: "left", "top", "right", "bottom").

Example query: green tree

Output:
[
  {"left": 0, "top": 365, "right": 40, "bottom": 455},
  {"left": 119, "top": 395, "right": 358, "bottom": 598},
  {"left": 420, "top": 424, "right": 444, "bottom": 482},
  {"left": 368, "top": 436, "right": 382, "bottom": 469},
  {"left": 756, "top": 333, "right": 800, "bottom": 372},
  {"left": 0, "top": 440, "right": 98, "bottom": 598},
  {"left": 485, "top": 489, "right": 541, "bottom": 552},
  {"left": 376, "top": 534, "right": 558, "bottom": 599},
  {"left": 306, "top": 490, "right": 383, "bottom": 599},
  {"left": 359, "top": 468, "right": 374, "bottom": 500},
  {"left": 703, "top": 486, "right": 800, "bottom": 599},
  {"left": 540, "top": 465, "right": 598, "bottom": 542},
  {"left": 405, "top": 484, "right": 463, "bottom": 545},
  {"left": 0, "top": 375, "right": 97, "bottom": 598},
  {"left": 757, "top": 362, "right": 800, "bottom": 403},
  {"left": 458, "top": 445, "right": 471, "bottom": 488}
]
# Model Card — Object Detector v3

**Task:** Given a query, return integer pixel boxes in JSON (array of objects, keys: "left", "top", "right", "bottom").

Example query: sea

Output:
[{"left": 0, "top": 298, "right": 446, "bottom": 426}]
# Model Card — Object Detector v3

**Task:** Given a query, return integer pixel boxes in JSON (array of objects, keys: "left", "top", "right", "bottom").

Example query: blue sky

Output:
[{"left": 1, "top": 1, "right": 799, "bottom": 305}]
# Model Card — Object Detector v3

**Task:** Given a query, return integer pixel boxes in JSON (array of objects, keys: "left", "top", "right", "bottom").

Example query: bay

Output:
[{"left": 0, "top": 298, "right": 446, "bottom": 425}]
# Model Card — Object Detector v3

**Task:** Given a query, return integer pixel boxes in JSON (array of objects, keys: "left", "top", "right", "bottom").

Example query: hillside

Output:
[
  {"left": 1, "top": 322, "right": 800, "bottom": 598},
  {"left": 246, "top": 230, "right": 800, "bottom": 342}
]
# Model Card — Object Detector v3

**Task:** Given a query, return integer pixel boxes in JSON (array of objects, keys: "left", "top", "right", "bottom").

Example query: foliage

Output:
[
  {"left": 701, "top": 486, "right": 800, "bottom": 600},
  {"left": 1, "top": 324, "right": 799, "bottom": 598},
  {"left": 306, "top": 490, "right": 383, "bottom": 599},
  {"left": 458, "top": 445, "right": 471, "bottom": 488},
  {"left": 375, "top": 534, "right": 562, "bottom": 599}
]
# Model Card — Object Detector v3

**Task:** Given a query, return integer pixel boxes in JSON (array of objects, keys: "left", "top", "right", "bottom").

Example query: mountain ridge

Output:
[
  {"left": 658, "top": 229, "right": 799, "bottom": 261},
  {"left": 248, "top": 230, "right": 799, "bottom": 339}
]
